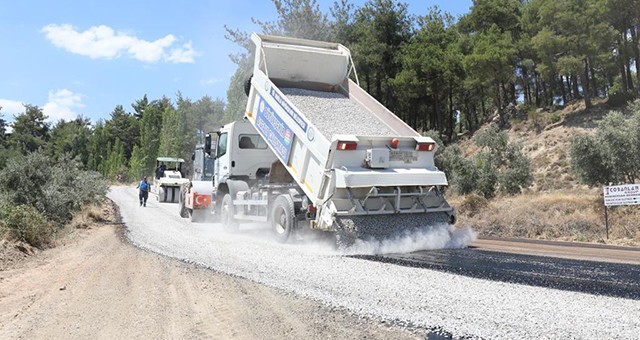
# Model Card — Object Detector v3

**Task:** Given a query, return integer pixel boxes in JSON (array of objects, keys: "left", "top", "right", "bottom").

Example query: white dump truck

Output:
[
  {"left": 205, "top": 33, "right": 455, "bottom": 244},
  {"left": 178, "top": 144, "right": 214, "bottom": 222},
  {"left": 152, "top": 157, "right": 190, "bottom": 203}
]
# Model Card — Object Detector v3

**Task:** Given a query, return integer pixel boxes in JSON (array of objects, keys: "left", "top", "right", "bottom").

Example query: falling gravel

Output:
[
  {"left": 109, "top": 186, "right": 640, "bottom": 340},
  {"left": 280, "top": 88, "right": 395, "bottom": 138}
]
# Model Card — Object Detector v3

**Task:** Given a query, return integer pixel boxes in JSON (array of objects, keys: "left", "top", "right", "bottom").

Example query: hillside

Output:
[{"left": 449, "top": 99, "right": 640, "bottom": 246}]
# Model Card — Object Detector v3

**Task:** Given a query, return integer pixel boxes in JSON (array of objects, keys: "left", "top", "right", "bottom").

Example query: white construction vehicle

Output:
[
  {"left": 205, "top": 33, "right": 455, "bottom": 244},
  {"left": 178, "top": 144, "right": 214, "bottom": 222},
  {"left": 152, "top": 157, "right": 189, "bottom": 203}
]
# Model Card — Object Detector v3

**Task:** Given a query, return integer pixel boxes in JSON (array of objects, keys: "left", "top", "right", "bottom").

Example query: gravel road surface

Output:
[
  {"left": 0, "top": 198, "right": 420, "bottom": 340},
  {"left": 109, "top": 186, "right": 640, "bottom": 339}
]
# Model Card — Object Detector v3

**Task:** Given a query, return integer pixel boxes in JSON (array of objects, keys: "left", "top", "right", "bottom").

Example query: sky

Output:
[{"left": 0, "top": 0, "right": 472, "bottom": 128}]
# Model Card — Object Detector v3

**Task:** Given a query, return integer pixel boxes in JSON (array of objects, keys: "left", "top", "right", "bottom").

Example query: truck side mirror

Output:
[{"left": 204, "top": 134, "right": 212, "bottom": 155}]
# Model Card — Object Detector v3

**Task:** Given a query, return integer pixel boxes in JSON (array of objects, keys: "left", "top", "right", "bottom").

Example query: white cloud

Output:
[
  {"left": 42, "top": 23, "right": 198, "bottom": 63},
  {"left": 201, "top": 77, "right": 225, "bottom": 85},
  {"left": 42, "top": 89, "right": 85, "bottom": 122},
  {"left": 0, "top": 99, "right": 25, "bottom": 116},
  {"left": 166, "top": 42, "right": 198, "bottom": 63}
]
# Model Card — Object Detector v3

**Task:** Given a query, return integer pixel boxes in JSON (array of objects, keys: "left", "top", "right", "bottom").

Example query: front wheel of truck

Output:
[
  {"left": 272, "top": 194, "right": 295, "bottom": 243},
  {"left": 221, "top": 193, "right": 238, "bottom": 232}
]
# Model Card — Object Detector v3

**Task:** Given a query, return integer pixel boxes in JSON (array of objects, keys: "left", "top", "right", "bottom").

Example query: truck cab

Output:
[{"left": 209, "top": 120, "right": 278, "bottom": 201}]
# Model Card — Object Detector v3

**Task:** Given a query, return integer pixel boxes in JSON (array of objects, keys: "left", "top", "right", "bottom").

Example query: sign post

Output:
[{"left": 603, "top": 184, "right": 640, "bottom": 239}]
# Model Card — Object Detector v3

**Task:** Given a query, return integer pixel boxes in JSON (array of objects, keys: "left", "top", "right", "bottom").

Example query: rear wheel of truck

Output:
[
  {"left": 220, "top": 193, "right": 238, "bottom": 232},
  {"left": 272, "top": 194, "right": 296, "bottom": 243},
  {"left": 244, "top": 74, "right": 252, "bottom": 96}
]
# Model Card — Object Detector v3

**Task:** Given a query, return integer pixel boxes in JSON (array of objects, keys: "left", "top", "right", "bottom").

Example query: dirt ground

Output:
[{"left": 0, "top": 203, "right": 420, "bottom": 340}]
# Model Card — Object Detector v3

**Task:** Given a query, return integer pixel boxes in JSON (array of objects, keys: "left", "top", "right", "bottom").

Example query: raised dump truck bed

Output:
[{"left": 209, "top": 33, "right": 455, "bottom": 244}]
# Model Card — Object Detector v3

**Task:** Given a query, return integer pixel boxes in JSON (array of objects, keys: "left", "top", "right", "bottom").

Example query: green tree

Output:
[
  {"left": 105, "top": 138, "right": 126, "bottom": 180},
  {"left": 0, "top": 108, "right": 7, "bottom": 145},
  {"left": 128, "top": 144, "right": 146, "bottom": 181},
  {"left": 47, "top": 117, "right": 92, "bottom": 166},
  {"left": 131, "top": 94, "right": 149, "bottom": 120},
  {"left": 9, "top": 104, "right": 50, "bottom": 154},
  {"left": 139, "top": 97, "right": 172, "bottom": 175},
  {"left": 351, "top": 0, "right": 411, "bottom": 112},
  {"left": 329, "top": 0, "right": 357, "bottom": 44},
  {"left": 533, "top": 0, "right": 617, "bottom": 108},
  {"left": 394, "top": 7, "right": 463, "bottom": 138},
  {"left": 463, "top": 25, "right": 517, "bottom": 126},
  {"left": 158, "top": 99, "right": 189, "bottom": 159},
  {"left": 105, "top": 105, "right": 138, "bottom": 161},
  {"left": 87, "top": 121, "right": 109, "bottom": 173}
]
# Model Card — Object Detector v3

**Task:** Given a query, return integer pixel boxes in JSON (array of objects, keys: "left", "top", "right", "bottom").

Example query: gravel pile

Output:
[
  {"left": 109, "top": 186, "right": 640, "bottom": 340},
  {"left": 280, "top": 88, "right": 395, "bottom": 138}
]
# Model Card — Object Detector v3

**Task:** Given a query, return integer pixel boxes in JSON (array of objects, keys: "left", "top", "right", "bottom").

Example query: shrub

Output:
[
  {"left": 550, "top": 112, "right": 561, "bottom": 123},
  {"left": 0, "top": 151, "right": 109, "bottom": 225},
  {"left": 499, "top": 142, "right": 534, "bottom": 194},
  {"left": 0, "top": 201, "right": 54, "bottom": 248},
  {"left": 437, "top": 127, "right": 532, "bottom": 198},
  {"left": 569, "top": 108, "right": 640, "bottom": 186},
  {"left": 608, "top": 91, "right": 636, "bottom": 108},
  {"left": 475, "top": 152, "right": 498, "bottom": 198}
]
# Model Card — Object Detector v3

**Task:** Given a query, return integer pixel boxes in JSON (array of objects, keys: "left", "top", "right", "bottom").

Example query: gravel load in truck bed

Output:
[{"left": 280, "top": 88, "right": 396, "bottom": 138}]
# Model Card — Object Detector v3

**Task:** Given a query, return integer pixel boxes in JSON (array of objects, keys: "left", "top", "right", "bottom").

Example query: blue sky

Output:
[{"left": 0, "top": 0, "right": 471, "bottom": 127}]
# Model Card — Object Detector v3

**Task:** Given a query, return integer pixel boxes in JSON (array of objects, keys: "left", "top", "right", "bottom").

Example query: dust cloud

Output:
[{"left": 340, "top": 225, "right": 477, "bottom": 256}]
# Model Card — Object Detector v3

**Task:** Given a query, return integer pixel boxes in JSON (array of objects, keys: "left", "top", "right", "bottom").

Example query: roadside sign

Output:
[{"left": 603, "top": 184, "right": 640, "bottom": 207}]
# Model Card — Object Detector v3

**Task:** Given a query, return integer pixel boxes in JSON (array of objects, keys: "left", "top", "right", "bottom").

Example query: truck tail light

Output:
[
  {"left": 391, "top": 138, "right": 399, "bottom": 149},
  {"left": 337, "top": 141, "right": 358, "bottom": 150},
  {"left": 416, "top": 142, "right": 435, "bottom": 151}
]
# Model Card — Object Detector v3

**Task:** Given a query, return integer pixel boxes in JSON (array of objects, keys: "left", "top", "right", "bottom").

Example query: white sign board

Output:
[{"left": 603, "top": 184, "right": 640, "bottom": 207}]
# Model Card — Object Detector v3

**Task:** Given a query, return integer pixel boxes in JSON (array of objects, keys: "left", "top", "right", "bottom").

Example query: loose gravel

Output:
[
  {"left": 109, "top": 186, "right": 640, "bottom": 340},
  {"left": 280, "top": 88, "right": 395, "bottom": 138}
]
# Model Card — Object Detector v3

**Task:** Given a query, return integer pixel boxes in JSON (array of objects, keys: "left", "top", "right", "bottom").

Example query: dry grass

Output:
[
  {"left": 450, "top": 191, "right": 640, "bottom": 246},
  {"left": 55, "top": 199, "right": 116, "bottom": 242}
]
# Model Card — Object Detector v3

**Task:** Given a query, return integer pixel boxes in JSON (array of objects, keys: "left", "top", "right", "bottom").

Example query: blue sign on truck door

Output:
[{"left": 255, "top": 96, "right": 294, "bottom": 164}]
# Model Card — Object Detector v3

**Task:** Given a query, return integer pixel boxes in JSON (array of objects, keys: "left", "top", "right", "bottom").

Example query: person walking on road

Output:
[{"left": 137, "top": 176, "right": 149, "bottom": 207}]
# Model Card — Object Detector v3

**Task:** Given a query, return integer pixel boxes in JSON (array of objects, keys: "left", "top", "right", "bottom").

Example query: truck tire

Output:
[
  {"left": 178, "top": 185, "right": 189, "bottom": 218},
  {"left": 178, "top": 197, "right": 189, "bottom": 218},
  {"left": 220, "top": 193, "right": 238, "bottom": 232},
  {"left": 244, "top": 75, "right": 252, "bottom": 96},
  {"left": 271, "top": 194, "right": 296, "bottom": 243}
]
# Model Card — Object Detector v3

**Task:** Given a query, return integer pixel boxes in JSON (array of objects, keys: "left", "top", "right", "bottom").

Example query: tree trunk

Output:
[
  {"left": 632, "top": 25, "right": 640, "bottom": 94},
  {"left": 534, "top": 74, "right": 541, "bottom": 107},
  {"left": 582, "top": 59, "right": 592, "bottom": 109},
  {"left": 480, "top": 87, "right": 487, "bottom": 119},
  {"left": 466, "top": 104, "right": 474, "bottom": 132},
  {"left": 590, "top": 65, "right": 598, "bottom": 97},
  {"left": 560, "top": 75, "right": 567, "bottom": 105},
  {"left": 619, "top": 60, "right": 628, "bottom": 93},
  {"left": 448, "top": 86, "right": 454, "bottom": 141},
  {"left": 625, "top": 59, "right": 634, "bottom": 90},
  {"left": 572, "top": 75, "right": 581, "bottom": 99}
]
